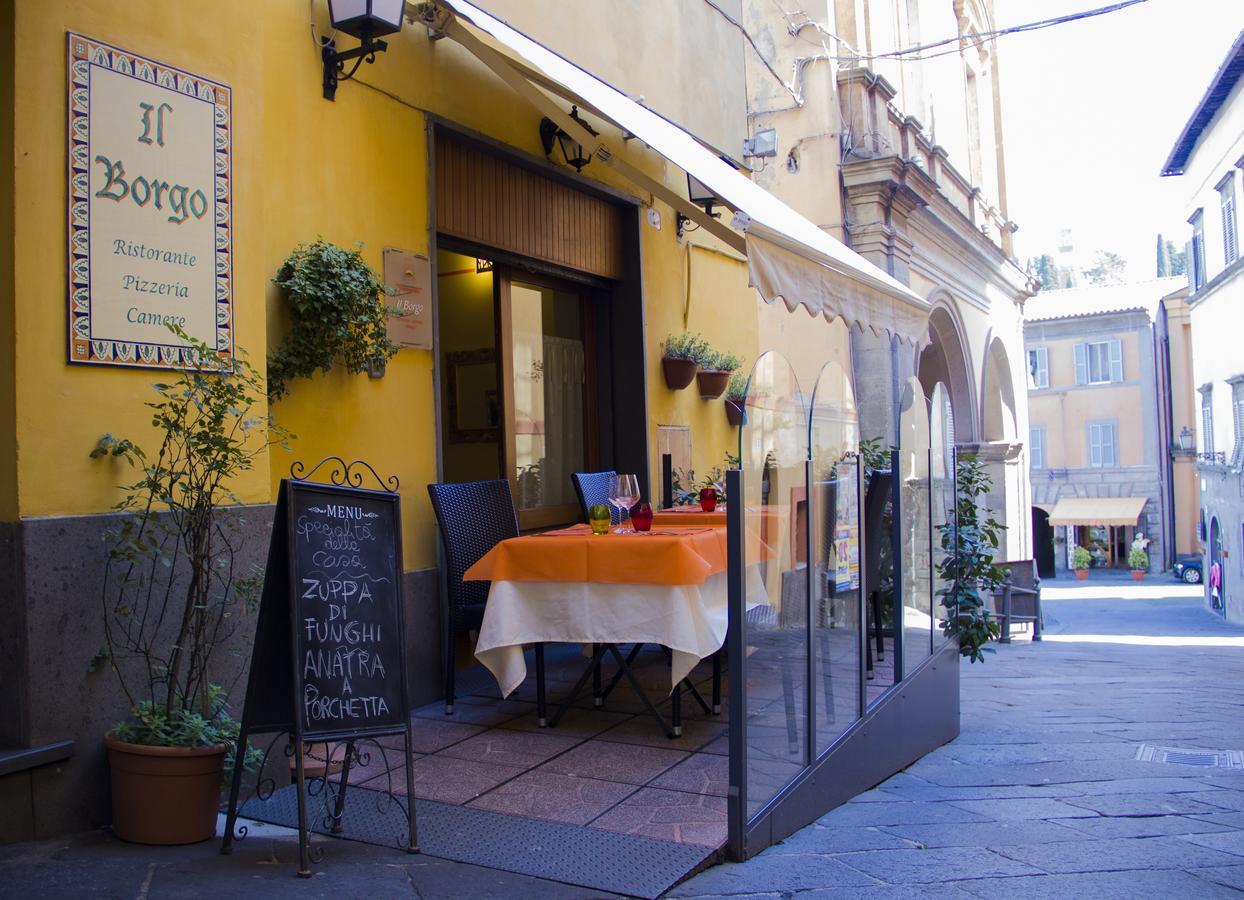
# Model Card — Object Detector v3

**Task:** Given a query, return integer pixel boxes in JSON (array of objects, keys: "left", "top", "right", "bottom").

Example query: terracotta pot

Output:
[
  {"left": 1132, "top": 569, "right": 1145, "bottom": 581},
  {"left": 105, "top": 734, "right": 227, "bottom": 845},
  {"left": 696, "top": 369, "right": 730, "bottom": 399},
  {"left": 1074, "top": 569, "right": 1089, "bottom": 580},
  {"left": 662, "top": 357, "right": 698, "bottom": 390},
  {"left": 725, "top": 399, "right": 744, "bottom": 427}
]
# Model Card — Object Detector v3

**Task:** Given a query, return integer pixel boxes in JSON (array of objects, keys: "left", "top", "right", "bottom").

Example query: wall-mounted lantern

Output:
[
  {"left": 678, "top": 172, "right": 725, "bottom": 238},
  {"left": 1179, "top": 425, "right": 1194, "bottom": 452},
  {"left": 322, "top": 0, "right": 406, "bottom": 101},
  {"left": 539, "top": 106, "right": 598, "bottom": 173}
]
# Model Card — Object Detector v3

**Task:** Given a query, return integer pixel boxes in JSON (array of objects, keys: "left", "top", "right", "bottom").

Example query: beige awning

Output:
[
  {"left": 430, "top": 0, "right": 931, "bottom": 346},
  {"left": 1048, "top": 497, "right": 1147, "bottom": 527}
]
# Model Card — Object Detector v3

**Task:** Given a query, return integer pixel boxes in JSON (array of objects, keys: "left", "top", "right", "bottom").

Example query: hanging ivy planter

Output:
[
  {"left": 268, "top": 239, "right": 397, "bottom": 400},
  {"left": 697, "top": 351, "right": 742, "bottom": 399}
]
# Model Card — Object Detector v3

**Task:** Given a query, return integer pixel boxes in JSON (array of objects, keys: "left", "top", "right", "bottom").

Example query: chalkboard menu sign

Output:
[
  {"left": 289, "top": 481, "right": 407, "bottom": 738},
  {"left": 222, "top": 461, "right": 417, "bottom": 874}
]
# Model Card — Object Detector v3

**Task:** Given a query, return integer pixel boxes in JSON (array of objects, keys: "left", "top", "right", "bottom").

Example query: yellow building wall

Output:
[
  {"left": 0, "top": 0, "right": 15, "bottom": 522},
  {"left": 12, "top": 0, "right": 272, "bottom": 520},
  {"left": 9, "top": 0, "right": 795, "bottom": 570}
]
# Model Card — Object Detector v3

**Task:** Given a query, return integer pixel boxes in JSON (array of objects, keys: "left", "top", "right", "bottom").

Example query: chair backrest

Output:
[
  {"left": 992, "top": 559, "right": 1040, "bottom": 618},
  {"left": 427, "top": 480, "right": 519, "bottom": 617},
  {"left": 571, "top": 470, "right": 616, "bottom": 522}
]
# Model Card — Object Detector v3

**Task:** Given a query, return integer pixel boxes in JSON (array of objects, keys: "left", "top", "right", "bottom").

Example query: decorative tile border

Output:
[{"left": 66, "top": 32, "right": 232, "bottom": 369}]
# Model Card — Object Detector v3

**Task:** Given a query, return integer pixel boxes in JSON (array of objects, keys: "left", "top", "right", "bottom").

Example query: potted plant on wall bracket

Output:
[
  {"left": 89, "top": 327, "right": 285, "bottom": 844},
  {"left": 724, "top": 372, "right": 747, "bottom": 426},
  {"left": 1072, "top": 545, "right": 1092, "bottom": 580},
  {"left": 697, "top": 350, "right": 741, "bottom": 399},
  {"left": 661, "top": 332, "right": 708, "bottom": 390},
  {"left": 267, "top": 239, "right": 397, "bottom": 400}
]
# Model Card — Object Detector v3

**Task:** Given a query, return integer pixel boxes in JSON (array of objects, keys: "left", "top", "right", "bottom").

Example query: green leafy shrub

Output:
[
  {"left": 91, "top": 326, "right": 287, "bottom": 764},
  {"left": 935, "top": 454, "right": 1006, "bottom": 663},
  {"left": 725, "top": 372, "right": 748, "bottom": 402},
  {"left": 1072, "top": 545, "right": 1092, "bottom": 570},
  {"left": 662, "top": 332, "right": 709, "bottom": 363},
  {"left": 268, "top": 239, "right": 397, "bottom": 400},
  {"left": 1128, "top": 545, "right": 1149, "bottom": 570}
]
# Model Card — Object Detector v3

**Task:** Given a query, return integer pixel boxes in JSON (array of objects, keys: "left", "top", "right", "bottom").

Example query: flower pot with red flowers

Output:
[
  {"left": 724, "top": 373, "right": 747, "bottom": 427},
  {"left": 89, "top": 328, "right": 276, "bottom": 844},
  {"left": 661, "top": 332, "right": 708, "bottom": 390},
  {"left": 696, "top": 350, "right": 741, "bottom": 400}
]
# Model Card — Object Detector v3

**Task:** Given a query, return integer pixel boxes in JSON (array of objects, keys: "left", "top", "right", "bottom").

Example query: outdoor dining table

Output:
[
  {"left": 463, "top": 523, "right": 733, "bottom": 738},
  {"left": 649, "top": 505, "right": 727, "bottom": 527}
]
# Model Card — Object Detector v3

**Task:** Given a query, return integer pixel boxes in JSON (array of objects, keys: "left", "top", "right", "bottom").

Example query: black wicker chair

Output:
[
  {"left": 427, "top": 479, "right": 520, "bottom": 715},
  {"left": 571, "top": 470, "right": 616, "bottom": 523}
]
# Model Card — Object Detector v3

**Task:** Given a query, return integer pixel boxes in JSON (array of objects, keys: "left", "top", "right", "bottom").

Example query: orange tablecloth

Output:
[
  {"left": 650, "top": 505, "right": 727, "bottom": 527},
  {"left": 463, "top": 524, "right": 727, "bottom": 586}
]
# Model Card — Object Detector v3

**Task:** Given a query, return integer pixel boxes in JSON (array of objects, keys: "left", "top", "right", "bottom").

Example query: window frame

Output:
[
  {"left": 1087, "top": 420, "right": 1117, "bottom": 468},
  {"left": 1191, "top": 209, "right": 1207, "bottom": 291},
  {"left": 1201, "top": 385, "right": 1216, "bottom": 457},
  {"left": 1027, "top": 347, "right": 1049, "bottom": 389},
  {"left": 1219, "top": 174, "right": 1239, "bottom": 266},
  {"left": 1077, "top": 340, "right": 1122, "bottom": 385}
]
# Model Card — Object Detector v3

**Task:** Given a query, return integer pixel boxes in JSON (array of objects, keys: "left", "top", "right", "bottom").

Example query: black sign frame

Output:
[{"left": 221, "top": 458, "right": 418, "bottom": 876}]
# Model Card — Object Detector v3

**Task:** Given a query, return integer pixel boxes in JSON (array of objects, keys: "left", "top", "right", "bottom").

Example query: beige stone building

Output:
[
  {"left": 1024, "top": 279, "right": 1187, "bottom": 575},
  {"left": 1163, "top": 28, "right": 1244, "bottom": 620},
  {"left": 742, "top": 0, "right": 1034, "bottom": 561}
]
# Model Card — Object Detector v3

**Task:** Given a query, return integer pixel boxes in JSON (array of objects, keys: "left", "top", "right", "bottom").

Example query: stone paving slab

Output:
[
  {"left": 1057, "top": 813, "right": 1234, "bottom": 839},
  {"left": 665, "top": 852, "right": 879, "bottom": 895},
  {"left": 830, "top": 846, "right": 1044, "bottom": 883},
  {"left": 953, "top": 868, "right": 1244, "bottom": 899},
  {"left": 877, "top": 819, "right": 1085, "bottom": 848},
  {"left": 1191, "top": 865, "right": 1244, "bottom": 891},
  {"left": 992, "top": 833, "right": 1244, "bottom": 873}
]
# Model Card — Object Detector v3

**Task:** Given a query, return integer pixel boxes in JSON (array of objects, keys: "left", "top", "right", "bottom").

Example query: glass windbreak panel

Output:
[
  {"left": 930, "top": 383, "right": 956, "bottom": 647},
  {"left": 738, "top": 351, "right": 808, "bottom": 819},
  {"left": 898, "top": 378, "right": 932, "bottom": 674},
  {"left": 509, "top": 281, "right": 586, "bottom": 522},
  {"left": 862, "top": 438, "right": 897, "bottom": 707},
  {"left": 809, "top": 361, "right": 862, "bottom": 755}
]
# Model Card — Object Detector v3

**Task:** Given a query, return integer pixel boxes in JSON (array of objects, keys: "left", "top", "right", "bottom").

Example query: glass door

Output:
[{"left": 498, "top": 270, "right": 595, "bottom": 530}]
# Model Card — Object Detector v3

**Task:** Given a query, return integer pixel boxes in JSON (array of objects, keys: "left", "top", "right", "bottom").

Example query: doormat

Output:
[
  {"left": 238, "top": 784, "right": 716, "bottom": 899},
  {"left": 1135, "top": 743, "right": 1244, "bottom": 768}
]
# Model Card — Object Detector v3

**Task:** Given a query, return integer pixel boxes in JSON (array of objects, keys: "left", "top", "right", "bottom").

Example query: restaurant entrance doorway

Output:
[{"left": 435, "top": 249, "right": 597, "bottom": 531}]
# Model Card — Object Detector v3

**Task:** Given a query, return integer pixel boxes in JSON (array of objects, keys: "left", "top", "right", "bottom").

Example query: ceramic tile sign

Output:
[
  {"left": 66, "top": 34, "right": 232, "bottom": 369},
  {"left": 383, "top": 248, "right": 433, "bottom": 349}
]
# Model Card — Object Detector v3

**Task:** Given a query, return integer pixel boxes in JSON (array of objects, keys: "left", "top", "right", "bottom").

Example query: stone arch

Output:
[
  {"left": 981, "top": 332, "right": 1018, "bottom": 443},
  {"left": 917, "top": 298, "right": 977, "bottom": 444}
]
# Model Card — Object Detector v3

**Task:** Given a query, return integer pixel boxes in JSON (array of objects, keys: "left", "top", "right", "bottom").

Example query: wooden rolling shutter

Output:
[{"left": 435, "top": 130, "right": 624, "bottom": 280}]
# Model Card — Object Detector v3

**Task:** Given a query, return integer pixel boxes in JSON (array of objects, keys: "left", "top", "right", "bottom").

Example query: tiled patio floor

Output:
[{"left": 352, "top": 645, "right": 731, "bottom": 849}]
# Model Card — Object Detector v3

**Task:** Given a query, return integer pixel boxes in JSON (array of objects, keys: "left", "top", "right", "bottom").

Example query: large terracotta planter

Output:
[
  {"left": 725, "top": 399, "right": 744, "bottom": 427},
  {"left": 105, "top": 734, "right": 227, "bottom": 845},
  {"left": 696, "top": 369, "right": 730, "bottom": 399},
  {"left": 1074, "top": 569, "right": 1088, "bottom": 580},
  {"left": 662, "top": 357, "right": 698, "bottom": 390},
  {"left": 1132, "top": 569, "right": 1145, "bottom": 581}
]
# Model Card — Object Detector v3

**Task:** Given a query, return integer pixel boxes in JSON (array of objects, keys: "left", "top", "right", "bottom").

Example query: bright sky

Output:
[{"left": 997, "top": 0, "right": 1243, "bottom": 278}]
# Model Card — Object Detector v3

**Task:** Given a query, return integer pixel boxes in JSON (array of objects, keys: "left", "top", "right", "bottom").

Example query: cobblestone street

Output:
[
  {"left": 5, "top": 577, "right": 1244, "bottom": 898},
  {"left": 675, "top": 576, "right": 1244, "bottom": 898}
]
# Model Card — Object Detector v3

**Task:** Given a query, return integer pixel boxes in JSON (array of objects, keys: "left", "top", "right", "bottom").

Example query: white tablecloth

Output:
[{"left": 476, "top": 572, "right": 730, "bottom": 698}]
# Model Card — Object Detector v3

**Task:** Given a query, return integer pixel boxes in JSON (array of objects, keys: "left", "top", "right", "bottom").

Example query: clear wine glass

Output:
[{"left": 608, "top": 474, "right": 639, "bottom": 533}]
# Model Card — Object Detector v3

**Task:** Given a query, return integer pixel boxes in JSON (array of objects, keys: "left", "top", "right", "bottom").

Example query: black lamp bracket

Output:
[
  {"left": 676, "top": 206, "right": 721, "bottom": 239},
  {"left": 321, "top": 36, "right": 389, "bottom": 101}
]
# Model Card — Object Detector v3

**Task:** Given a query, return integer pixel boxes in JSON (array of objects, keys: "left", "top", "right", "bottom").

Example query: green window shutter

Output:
[
  {"left": 1109, "top": 340, "right": 1123, "bottom": 382},
  {"left": 1074, "top": 343, "right": 1087, "bottom": 385}
]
